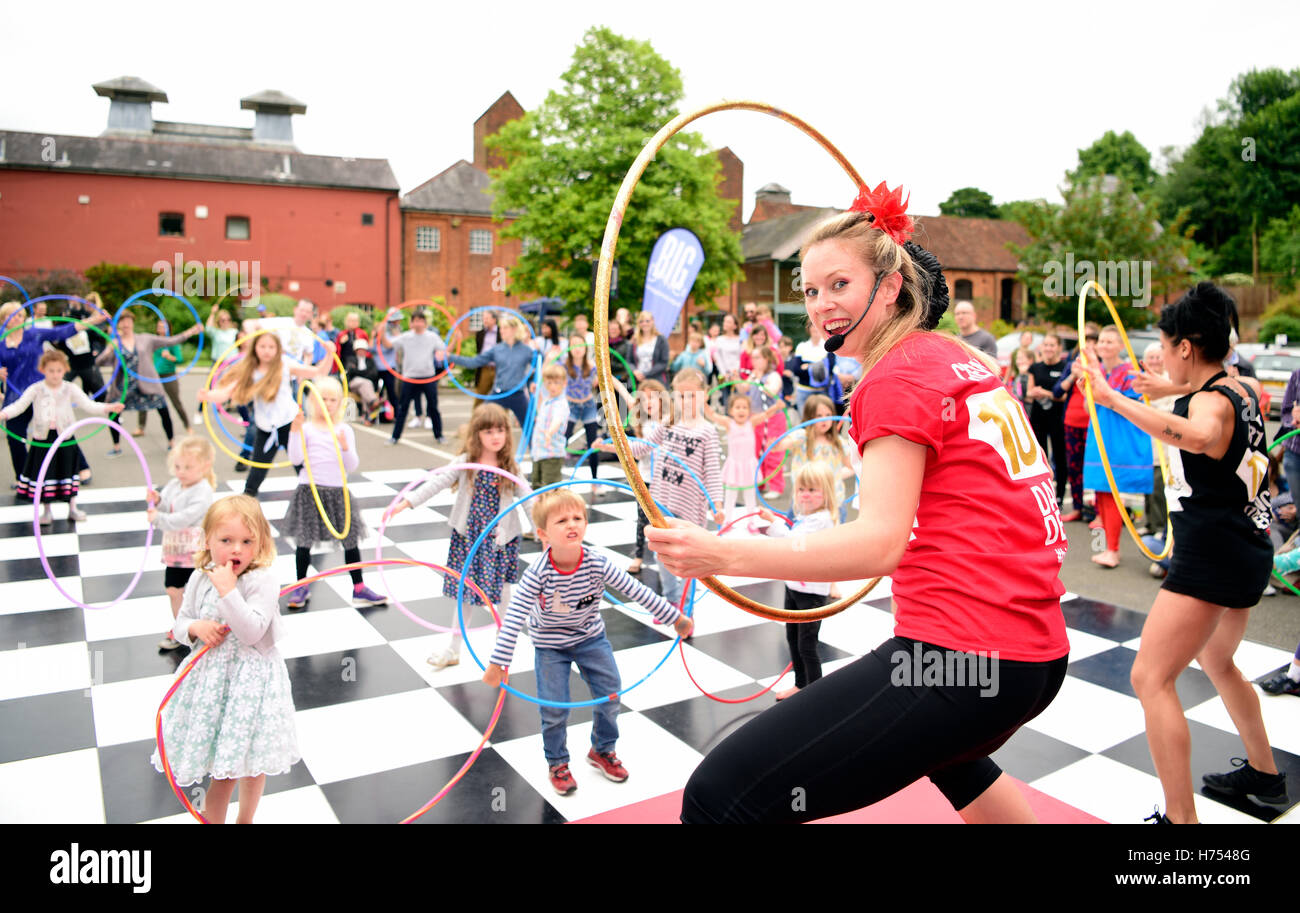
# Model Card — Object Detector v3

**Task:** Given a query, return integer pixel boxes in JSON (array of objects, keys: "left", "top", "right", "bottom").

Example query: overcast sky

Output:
[{"left": 5, "top": 0, "right": 1296, "bottom": 219}]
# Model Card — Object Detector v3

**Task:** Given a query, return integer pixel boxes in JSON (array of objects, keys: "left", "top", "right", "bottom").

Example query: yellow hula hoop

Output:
[
  {"left": 594, "top": 100, "right": 879, "bottom": 623},
  {"left": 296, "top": 380, "right": 352, "bottom": 541},
  {"left": 1077, "top": 279, "right": 1173, "bottom": 561},
  {"left": 200, "top": 326, "right": 349, "bottom": 469}
]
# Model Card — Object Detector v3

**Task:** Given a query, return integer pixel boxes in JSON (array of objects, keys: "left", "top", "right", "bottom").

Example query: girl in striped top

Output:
[{"left": 599, "top": 367, "right": 722, "bottom": 606}]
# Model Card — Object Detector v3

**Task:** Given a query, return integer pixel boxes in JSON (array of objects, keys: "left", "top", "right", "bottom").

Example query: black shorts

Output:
[
  {"left": 681, "top": 635, "right": 1068, "bottom": 823},
  {"left": 1163, "top": 514, "right": 1271, "bottom": 609},
  {"left": 163, "top": 567, "right": 195, "bottom": 590}
]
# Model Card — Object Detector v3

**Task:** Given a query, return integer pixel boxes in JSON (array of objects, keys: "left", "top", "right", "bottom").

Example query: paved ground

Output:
[{"left": 18, "top": 372, "right": 1300, "bottom": 653}]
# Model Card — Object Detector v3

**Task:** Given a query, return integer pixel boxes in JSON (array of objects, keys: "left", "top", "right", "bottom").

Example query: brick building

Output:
[
  {"left": 0, "top": 76, "right": 401, "bottom": 310},
  {"left": 400, "top": 92, "right": 524, "bottom": 319},
  {"left": 737, "top": 183, "right": 1031, "bottom": 336}
]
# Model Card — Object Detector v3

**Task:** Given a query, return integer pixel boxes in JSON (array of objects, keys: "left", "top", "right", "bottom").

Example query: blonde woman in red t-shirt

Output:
[{"left": 649, "top": 185, "right": 1070, "bottom": 824}]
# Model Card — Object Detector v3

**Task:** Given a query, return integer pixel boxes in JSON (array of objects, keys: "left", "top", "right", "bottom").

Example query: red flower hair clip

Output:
[{"left": 849, "top": 181, "right": 914, "bottom": 245}]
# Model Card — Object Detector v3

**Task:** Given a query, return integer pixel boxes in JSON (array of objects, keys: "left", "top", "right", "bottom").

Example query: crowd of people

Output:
[{"left": 0, "top": 238, "right": 1291, "bottom": 825}]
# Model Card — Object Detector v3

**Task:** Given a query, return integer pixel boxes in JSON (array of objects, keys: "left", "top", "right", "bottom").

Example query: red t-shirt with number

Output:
[{"left": 849, "top": 332, "right": 1069, "bottom": 662}]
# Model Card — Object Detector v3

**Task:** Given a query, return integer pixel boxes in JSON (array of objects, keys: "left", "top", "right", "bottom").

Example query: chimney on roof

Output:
[
  {"left": 241, "top": 90, "right": 307, "bottom": 146},
  {"left": 751, "top": 182, "right": 804, "bottom": 224},
  {"left": 474, "top": 91, "right": 525, "bottom": 173},
  {"left": 93, "top": 76, "right": 168, "bottom": 135}
]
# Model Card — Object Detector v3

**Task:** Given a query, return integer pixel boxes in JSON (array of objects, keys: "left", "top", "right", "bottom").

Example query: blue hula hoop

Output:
[
  {"left": 0, "top": 295, "right": 122, "bottom": 400},
  {"left": 205, "top": 351, "right": 256, "bottom": 454},
  {"left": 112, "top": 288, "right": 205, "bottom": 385},
  {"left": 457, "top": 477, "right": 694, "bottom": 708},
  {"left": 568, "top": 436, "right": 716, "bottom": 513},
  {"left": 755, "top": 415, "right": 853, "bottom": 520},
  {"left": 445, "top": 306, "right": 537, "bottom": 401},
  {"left": 0, "top": 276, "right": 31, "bottom": 300},
  {"left": 513, "top": 354, "right": 542, "bottom": 461}
]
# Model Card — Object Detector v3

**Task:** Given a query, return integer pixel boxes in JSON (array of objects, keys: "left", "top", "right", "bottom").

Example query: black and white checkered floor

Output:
[{"left": 3, "top": 462, "right": 1300, "bottom": 824}]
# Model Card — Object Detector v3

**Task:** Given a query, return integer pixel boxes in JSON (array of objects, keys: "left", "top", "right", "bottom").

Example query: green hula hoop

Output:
[
  {"left": 1, "top": 317, "right": 128, "bottom": 448},
  {"left": 708, "top": 377, "right": 796, "bottom": 490}
]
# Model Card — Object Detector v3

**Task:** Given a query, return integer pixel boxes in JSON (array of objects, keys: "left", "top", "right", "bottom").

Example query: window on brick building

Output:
[
  {"left": 361, "top": 213, "right": 375, "bottom": 226},
  {"left": 469, "top": 229, "right": 493, "bottom": 255},
  {"left": 955, "top": 279, "right": 973, "bottom": 301},
  {"left": 159, "top": 212, "right": 184, "bottom": 236},
  {"left": 416, "top": 225, "right": 441, "bottom": 252},
  {"left": 226, "top": 216, "right": 250, "bottom": 240}
]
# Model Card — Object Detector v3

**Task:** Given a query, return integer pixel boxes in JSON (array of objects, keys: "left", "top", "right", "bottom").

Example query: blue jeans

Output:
[
  {"left": 1284, "top": 451, "right": 1300, "bottom": 508},
  {"left": 536, "top": 635, "right": 621, "bottom": 766},
  {"left": 657, "top": 561, "right": 684, "bottom": 607}
]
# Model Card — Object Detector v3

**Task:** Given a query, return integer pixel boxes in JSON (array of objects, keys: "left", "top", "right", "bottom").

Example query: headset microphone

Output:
[{"left": 821, "top": 273, "right": 885, "bottom": 354}]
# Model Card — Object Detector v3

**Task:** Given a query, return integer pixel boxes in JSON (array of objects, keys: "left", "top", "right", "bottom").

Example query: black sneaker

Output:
[
  {"left": 1260, "top": 669, "right": 1300, "bottom": 696},
  {"left": 1202, "top": 758, "right": 1288, "bottom": 805},
  {"left": 1143, "top": 806, "right": 1172, "bottom": 824}
]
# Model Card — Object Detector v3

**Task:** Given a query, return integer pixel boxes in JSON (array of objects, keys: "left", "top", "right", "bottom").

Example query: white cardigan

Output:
[
  {"left": 0, "top": 379, "right": 118, "bottom": 440},
  {"left": 404, "top": 461, "right": 532, "bottom": 545},
  {"left": 172, "top": 566, "right": 286, "bottom": 655}
]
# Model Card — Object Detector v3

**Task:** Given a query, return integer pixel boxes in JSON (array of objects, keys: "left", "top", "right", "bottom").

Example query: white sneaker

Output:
[
  {"left": 423, "top": 417, "right": 433, "bottom": 429},
  {"left": 408, "top": 415, "right": 421, "bottom": 428},
  {"left": 69, "top": 508, "right": 87, "bottom": 522},
  {"left": 426, "top": 647, "right": 460, "bottom": 669},
  {"left": 1263, "top": 585, "right": 1278, "bottom": 597}
]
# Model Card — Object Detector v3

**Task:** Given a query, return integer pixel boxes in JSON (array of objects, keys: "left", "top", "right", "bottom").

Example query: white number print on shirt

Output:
[{"left": 966, "top": 387, "right": 1062, "bottom": 550}]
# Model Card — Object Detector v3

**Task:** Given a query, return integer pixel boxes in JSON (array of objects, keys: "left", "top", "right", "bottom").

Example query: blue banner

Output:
[{"left": 642, "top": 228, "right": 705, "bottom": 335}]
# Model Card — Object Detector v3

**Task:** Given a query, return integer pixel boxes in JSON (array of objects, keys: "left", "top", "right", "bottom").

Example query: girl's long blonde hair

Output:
[
  {"left": 799, "top": 212, "right": 996, "bottom": 385},
  {"left": 793, "top": 461, "right": 840, "bottom": 522},
  {"left": 631, "top": 378, "right": 667, "bottom": 436},
  {"left": 227, "top": 329, "right": 285, "bottom": 405},
  {"left": 168, "top": 435, "right": 218, "bottom": 488},
  {"left": 194, "top": 495, "right": 276, "bottom": 573},
  {"left": 458, "top": 403, "right": 520, "bottom": 494},
  {"left": 304, "top": 376, "right": 347, "bottom": 424},
  {"left": 799, "top": 394, "right": 844, "bottom": 465}
]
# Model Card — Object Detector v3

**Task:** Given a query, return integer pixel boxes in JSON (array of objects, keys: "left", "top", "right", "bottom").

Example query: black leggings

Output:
[
  {"left": 243, "top": 424, "right": 299, "bottom": 496},
  {"left": 566, "top": 419, "right": 600, "bottom": 479},
  {"left": 681, "top": 636, "right": 1067, "bottom": 823},
  {"left": 785, "top": 589, "right": 829, "bottom": 688},
  {"left": 110, "top": 406, "right": 173, "bottom": 444},
  {"left": 1031, "top": 412, "right": 1067, "bottom": 502},
  {"left": 297, "top": 546, "right": 363, "bottom": 585}
]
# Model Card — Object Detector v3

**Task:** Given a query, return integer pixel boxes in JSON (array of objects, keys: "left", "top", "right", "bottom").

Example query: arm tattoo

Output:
[{"left": 1161, "top": 424, "right": 1183, "bottom": 442}]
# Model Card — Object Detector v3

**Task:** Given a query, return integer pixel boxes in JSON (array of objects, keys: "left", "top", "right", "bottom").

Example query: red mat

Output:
[{"left": 570, "top": 777, "right": 1104, "bottom": 824}]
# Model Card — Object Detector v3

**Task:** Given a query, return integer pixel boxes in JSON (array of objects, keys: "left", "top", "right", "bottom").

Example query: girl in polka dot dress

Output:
[{"left": 386, "top": 404, "right": 533, "bottom": 669}]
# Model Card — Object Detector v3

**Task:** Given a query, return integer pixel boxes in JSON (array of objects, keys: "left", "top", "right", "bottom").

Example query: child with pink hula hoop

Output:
[
  {"left": 151, "top": 495, "right": 300, "bottom": 824},
  {"left": 386, "top": 403, "right": 533, "bottom": 670}
]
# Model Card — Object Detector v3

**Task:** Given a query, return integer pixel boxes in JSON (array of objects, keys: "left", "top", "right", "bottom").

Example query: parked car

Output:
[{"left": 1250, "top": 350, "right": 1300, "bottom": 419}]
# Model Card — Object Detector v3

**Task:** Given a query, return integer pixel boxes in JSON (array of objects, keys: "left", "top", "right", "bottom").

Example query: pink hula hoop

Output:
[
  {"left": 375, "top": 462, "right": 530, "bottom": 634},
  {"left": 34, "top": 416, "right": 154, "bottom": 609}
]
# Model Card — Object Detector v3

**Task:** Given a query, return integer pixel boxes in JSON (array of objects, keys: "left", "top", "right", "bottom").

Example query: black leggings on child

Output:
[
  {"left": 296, "top": 546, "right": 363, "bottom": 585},
  {"left": 784, "top": 589, "right": 829, "bottom": 688},
  {"left": 243, "top": 424, "right": 301, "bottom": 497},
  {"left": 110, "top": 407, "right": 172, "bottom": 444}
]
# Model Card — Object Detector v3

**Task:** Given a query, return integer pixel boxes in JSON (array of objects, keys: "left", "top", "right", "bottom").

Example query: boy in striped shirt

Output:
[{"left": 483, "top": 490, "right": 694, "bottom": 795}]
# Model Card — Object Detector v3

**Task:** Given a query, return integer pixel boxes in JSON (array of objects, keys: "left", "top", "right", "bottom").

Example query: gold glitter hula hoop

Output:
[
  {"left": 594, "top": 100, "right": 880, "bottom": 623},
  {"left": 1077, "top": 279, "right": 1173, "bottom": 561}
]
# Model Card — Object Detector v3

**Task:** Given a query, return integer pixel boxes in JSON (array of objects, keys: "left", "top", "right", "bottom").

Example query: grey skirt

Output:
[{"left": 280, "top": 483, "right": 368, "bottom": 550}]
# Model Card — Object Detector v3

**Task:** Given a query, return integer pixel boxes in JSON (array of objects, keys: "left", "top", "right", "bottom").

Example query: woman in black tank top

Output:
[{"left": 1081, "top": 282, "right": 1283, "bottom": 824}]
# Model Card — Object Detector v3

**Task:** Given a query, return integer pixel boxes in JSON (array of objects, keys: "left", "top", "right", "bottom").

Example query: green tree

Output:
[
  {"left": 487, "top": 27, "right": 742, "bottom": 316},
  {"left": 1156, "top": 68, "right": 1300, "bottom": 275},
  {"left": 1069, "top": 130, "right": 1156, "bottom": 196},
  {"left": 1008, "top": 178, "right": 1194, "bottom": 326},
  {"left": 1262, "top": 205, "right": 1300, "bottom": 292},
  {"left": 938, "top": 187, "right": 1000, "bottom": 219}
]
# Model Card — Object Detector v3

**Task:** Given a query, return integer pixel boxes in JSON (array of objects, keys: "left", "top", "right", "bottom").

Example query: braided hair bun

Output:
[{"left": 903, "top": 241, "right": 949, "bottom": 330}]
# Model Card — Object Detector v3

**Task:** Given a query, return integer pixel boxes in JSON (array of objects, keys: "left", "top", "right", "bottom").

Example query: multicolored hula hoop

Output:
[
  {"left": 593, "top": 100, "right": 879, "bottom": 622},
  {"left": 155, "top": 559, "right": 506, "bottom": 824}
]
